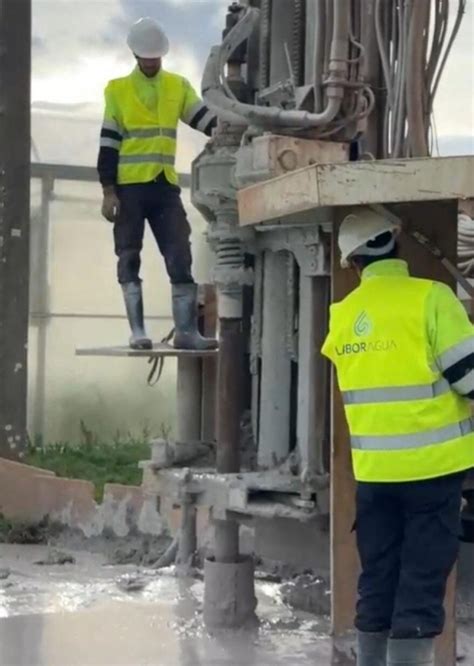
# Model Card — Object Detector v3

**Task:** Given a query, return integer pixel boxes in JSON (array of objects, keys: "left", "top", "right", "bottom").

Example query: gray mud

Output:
[{"left": 0, "top": 544, "right": 472, "bottom": 665}]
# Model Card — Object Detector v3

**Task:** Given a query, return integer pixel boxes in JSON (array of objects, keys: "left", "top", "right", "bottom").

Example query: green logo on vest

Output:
[{"left": 354, "top": 311, "right": 372, "bottom": 337}]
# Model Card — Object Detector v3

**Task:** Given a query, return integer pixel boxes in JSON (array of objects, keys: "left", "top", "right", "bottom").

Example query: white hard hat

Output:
[
  {"left": 339, "top": 206, "right": 401, "bottom": 268},
  {"left": 127, "top": 18, "right": 169, "bottom": 58}
]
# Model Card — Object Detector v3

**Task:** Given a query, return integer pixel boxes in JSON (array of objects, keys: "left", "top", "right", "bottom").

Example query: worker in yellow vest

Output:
[
  {"left": 322, "top": 207, "right": 474, "bottom": 666},
  {"left": 97, "top": 17, "right": 218, "bottom": 350}
]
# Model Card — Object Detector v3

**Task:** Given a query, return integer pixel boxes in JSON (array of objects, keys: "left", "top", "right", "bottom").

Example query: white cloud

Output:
[
  {"left": 32, "top": 0, "right": 216, "bottom": 106},
  {"left": 433, "top": 0, "right": 474, "bottom": 142},
  {"left": 33, "top": 0, "right": 126, "bottom": 105}
]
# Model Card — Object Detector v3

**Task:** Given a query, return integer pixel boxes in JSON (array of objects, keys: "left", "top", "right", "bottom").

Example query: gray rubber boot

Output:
[
  {"left": 387, "top": 638, "right": 435, "bottom": 666},
  {"left": 121, "top": 282, "right": 153, "bottom": 350},
  {"left": 172, "top": 283, "right": 217, "bottom": 351},
  {"left": 357, "top": 631, "right": 388, "bottom": 665}
]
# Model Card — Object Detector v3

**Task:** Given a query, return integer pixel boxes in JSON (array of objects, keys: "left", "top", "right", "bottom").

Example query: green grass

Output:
[{"left": 25, "top": 422, "right": 154, "bottom": 502}]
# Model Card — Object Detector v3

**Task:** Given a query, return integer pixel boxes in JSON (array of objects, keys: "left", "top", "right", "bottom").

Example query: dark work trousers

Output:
[
  {"left": 114, "top": 174, "right": 194, "bottom": 285},
  {"left": 355, "top": 472, "right": 465, "bottom": 638}
]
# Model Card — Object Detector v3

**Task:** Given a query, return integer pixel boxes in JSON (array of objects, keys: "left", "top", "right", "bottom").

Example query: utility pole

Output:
[{"left": 0, "top": 0, "right": 31, "bottom": 459}]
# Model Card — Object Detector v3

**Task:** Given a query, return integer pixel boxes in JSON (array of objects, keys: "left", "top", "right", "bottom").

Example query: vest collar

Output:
[
  {"left": 361, "top": 259, "right": 409, "bottom": 281},
  {"left": 131, "top": 65, "right": 163, "bottom": 85}
]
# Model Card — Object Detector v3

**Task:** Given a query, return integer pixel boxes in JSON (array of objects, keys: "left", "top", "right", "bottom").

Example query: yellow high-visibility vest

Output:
[
  {"left": 103, "top": 70, "right": 208, "bottom": 185},
  {"left": 322, "top": 274, "right": 474, "bottom": 482}
]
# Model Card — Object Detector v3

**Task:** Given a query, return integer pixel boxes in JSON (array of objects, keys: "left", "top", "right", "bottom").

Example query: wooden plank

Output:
[
  {"left": 238, "top": 156, "right": 474, "bottom": 226},
  {"left": 75, "top": 343, "right": 217, "bottom": 358},
  {"left": 330, "top": 201, "right": 458, "bottom": 666},
  {"left": 402, "top": 201, "right": 458, "bottom": 666}
]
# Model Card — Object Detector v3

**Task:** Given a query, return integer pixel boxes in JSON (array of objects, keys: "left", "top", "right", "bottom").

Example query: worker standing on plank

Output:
[
  {"left": 97, "top": 17, "right": 218, "bottom": 351},
  {"left": 322, "top": 207, "right": 474, "bottom": 666}
]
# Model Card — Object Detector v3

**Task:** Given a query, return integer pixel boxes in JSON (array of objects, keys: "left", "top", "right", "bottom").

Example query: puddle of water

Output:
[
  {"left": 1, "top": 556, "right": 471, "bottom": 666},
  {"left": 0, "top": 565, "right": 333, "bottom": 666}
]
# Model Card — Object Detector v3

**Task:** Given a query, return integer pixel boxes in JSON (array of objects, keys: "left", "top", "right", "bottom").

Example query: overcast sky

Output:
[{"left": 31, "top": 0, "right": 474, "bottom": 165}]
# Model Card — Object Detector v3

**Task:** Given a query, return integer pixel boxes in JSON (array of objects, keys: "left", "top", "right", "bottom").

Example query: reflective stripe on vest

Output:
[
  {"left": 101, "top": 136, "right": 121, "bottom": 149},
  {"left": 182, "top": 100, "right": 205, "bottom": 125},
  {"left": 452, "top": 368, "right": 474, "bottom": 396},
  {"left": 436, "top": 337, "right": 474, "bottom": 372},
  {"left": 119, "top": 154, "right": 175, "bottom": 165},
  {"left": 352, "top": 416, "right": 474, "bottom": 451},
  {"left": 100, "top": 118, "right": 123, "bottom": 149},
  {"left": 102, "top": 119, "right": 123, "bottom": 135},
  {"left": 183, "top": 101, "right": 216, "bottom": 133},
  {"left": 342, "top": 377, "right": 450, "bottom": 405},
  {"left": 122, "top": 128, "right": 177, "bottom": 140},
  {"left": 323, "top": 274, "right": 474, "bottom": 481}
]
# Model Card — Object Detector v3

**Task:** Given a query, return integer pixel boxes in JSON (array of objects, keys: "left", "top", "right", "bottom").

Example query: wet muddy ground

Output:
[
  {"left": 0, "top": 544, "right": 472, "bottom": 666},
  {"left": 0, "top": 544, "right": 334, "bottom": 665}
]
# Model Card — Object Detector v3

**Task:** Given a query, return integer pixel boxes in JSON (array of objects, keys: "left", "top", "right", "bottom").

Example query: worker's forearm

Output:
[{"left": 97, "top": 147, "right": 119, "bottom": 188}]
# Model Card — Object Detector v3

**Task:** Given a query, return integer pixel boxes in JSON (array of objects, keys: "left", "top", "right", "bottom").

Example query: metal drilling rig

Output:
[
  {"left": 0, "top": 0, "right": 472, "bottom": 663},
  {"left": 184, "top": 1, "right": 472, "bottom": 664}
]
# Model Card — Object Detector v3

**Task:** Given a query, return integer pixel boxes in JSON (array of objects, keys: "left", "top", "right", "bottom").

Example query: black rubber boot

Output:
[
  {"left": 172, "top": 283, "right": 217, "bottom": 350},
  {"left": 387, "top": 638, "right": 435, "bottom": 666},
  {"left": 121, "top": 282, "right": 153, "bottom": 350},
  {"left": 357, "top": 630, "right": 389, "bottom": 666}
]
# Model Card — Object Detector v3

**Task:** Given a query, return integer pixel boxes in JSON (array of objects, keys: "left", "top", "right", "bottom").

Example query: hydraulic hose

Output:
[{"left": 202, "top": 2, "right": 350, "bottom": 129}]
